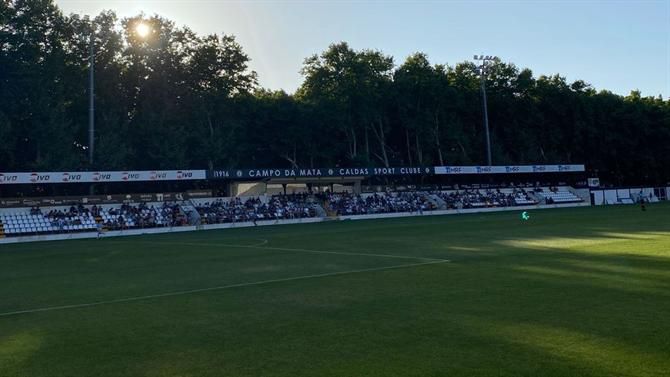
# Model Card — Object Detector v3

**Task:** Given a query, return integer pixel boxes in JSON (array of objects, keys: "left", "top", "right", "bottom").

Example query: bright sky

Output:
[{"left": 56, "top": 0, "right": 670, "bottom": 98}]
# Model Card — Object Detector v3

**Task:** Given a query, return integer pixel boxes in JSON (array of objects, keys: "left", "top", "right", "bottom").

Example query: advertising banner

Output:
[
  {"left": 210, "top": 166, "right": 434, "bottom": 179},
  {"left": 433, "top": 164, "right": 585, "bottom": 175},
  {"left": 0, "top": 164, "right": 585, "bottom": 185},
  {"left": 0, "top": 170, "right": 206, "bottom": 185}
]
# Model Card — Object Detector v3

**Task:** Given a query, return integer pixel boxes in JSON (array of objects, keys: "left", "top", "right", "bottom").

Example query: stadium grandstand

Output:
[
  {"left": 2, "top": 163, "right": 668, "bottom": 243},
  {"left": 4, "top": 163, "right": 663, "bottom": 242}
]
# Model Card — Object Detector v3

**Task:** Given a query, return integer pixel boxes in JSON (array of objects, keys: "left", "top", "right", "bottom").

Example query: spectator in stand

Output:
[
  {"left": 326, "top": 191, "right": 434, "bottom": 215},
  {"left": 196, "top": 195, "right": 317, "bottom": 225}
]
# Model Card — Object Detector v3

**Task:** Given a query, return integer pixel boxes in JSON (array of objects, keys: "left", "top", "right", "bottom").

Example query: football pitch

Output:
[{"left": 1, "top": 204, "right": 669, "bottom": 377}]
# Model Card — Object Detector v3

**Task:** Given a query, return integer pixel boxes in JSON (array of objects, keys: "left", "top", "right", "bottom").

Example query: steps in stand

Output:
[{"left": 179, "top": 200, "right": 201, "bottom": 225}]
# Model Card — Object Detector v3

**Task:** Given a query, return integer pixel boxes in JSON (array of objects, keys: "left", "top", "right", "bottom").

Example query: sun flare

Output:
[{"left": 135, "top": 22, "right": 150, "bottom": 38}]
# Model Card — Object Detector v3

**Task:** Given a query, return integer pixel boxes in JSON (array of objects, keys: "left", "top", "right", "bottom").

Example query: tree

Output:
[
  {"left": 1, "top": 0, "right": 668, "bottom": 185},
  {"left": 298, "top": 42, "right": 394, "bottom": 166}
]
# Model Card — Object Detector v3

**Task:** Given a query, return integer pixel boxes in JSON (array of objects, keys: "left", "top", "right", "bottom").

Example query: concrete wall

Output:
[
  {"left": 339, "top": 202, "right": 590, "bottom": 221},
  {"left": 234, "top": 182, "right": 267, "bottom": 197},
  {"left": 591, "top": 187, "right": 663, "bottom": 205}
]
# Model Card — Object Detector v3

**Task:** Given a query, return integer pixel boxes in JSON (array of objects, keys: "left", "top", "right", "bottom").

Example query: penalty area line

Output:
[{"left": 0, "top": 259, "right": 450, "bottom": 318}]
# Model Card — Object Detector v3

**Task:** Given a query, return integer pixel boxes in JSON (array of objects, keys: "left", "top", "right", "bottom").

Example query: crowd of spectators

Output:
[
  {"left": 42, "top": 205, "right": 93, "bottom": 230},
  {"left": 196, "top": 194, "right": 317, "bottom": 224},
  {"left": 12, "top": 188, "right": 547, "bottom": 235},
  {"left": 434, "top": 188, "right": 536, "bottom": 209},
  {"left": 101, "top": 202, "right": 184, "bottom": 230},
  {"left": 22, "top": 203, "right": 190, "bottom": 232},
  {"left": 325, "top": 192, "right": 435, "bottom": 215}
]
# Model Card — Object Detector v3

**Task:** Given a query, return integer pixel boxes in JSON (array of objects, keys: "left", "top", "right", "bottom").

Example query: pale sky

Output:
[{"left": 56, "top": 0, "right": 670, "bottom": 98}]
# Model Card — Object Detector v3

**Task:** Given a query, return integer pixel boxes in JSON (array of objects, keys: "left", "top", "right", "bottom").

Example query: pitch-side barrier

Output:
[{"left": 0, "top": 202, "right": 589, "bottom": 244}]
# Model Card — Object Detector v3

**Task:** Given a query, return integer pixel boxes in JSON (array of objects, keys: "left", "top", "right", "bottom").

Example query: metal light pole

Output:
[
  {"left": 88, "top": 31, "right": 95, "bottom": 166},
  {"left": 473, "top": 54, "right": 498, "bottom": 166}
]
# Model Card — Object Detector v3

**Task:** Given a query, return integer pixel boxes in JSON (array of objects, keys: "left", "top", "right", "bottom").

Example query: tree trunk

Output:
[
  {"left": 207, "top": 112, "right": 214, "bottom": 170},
  {"left": 415, "top": 133, "right": 423, "bottom": 165},
  {"left": 371, "top": 118, "right": 389, "bottom": 167},
  {"left": 365, "top": 125, "right": 370, "bottom": 158},
  {"left": 345, "top": 126, "right": 357, "bottom": 160},
  {"left": 352, "top": 127, "right": 357, "bottom": 158},
  {"left": 434, "top": 111, "right": 444, "bottom": 165},
  {"left": 458, "top": 141, "right": 468, "bottom": 161},
  {"left": 35, "top": 140, "right": 41, "bottom": 166},
  {"left": 282, "top": 143, "right": 299, "bottom": 169},
  {"left": 207, "top": 112, "right": 214, "bottom": 138},
  {"left": 405, "top": 128, "right": 413, "bottom": 165}
]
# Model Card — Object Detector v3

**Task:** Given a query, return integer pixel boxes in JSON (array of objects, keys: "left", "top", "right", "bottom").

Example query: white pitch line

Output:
[
  {"left": 127, "top": 240, "right": 445, "bottom": 262},
  {"left": 248, "top": 239, "right": 269, "bottom": 247},
  {"left": 0, "top": 259, "right": 449, "bottom": 317}
]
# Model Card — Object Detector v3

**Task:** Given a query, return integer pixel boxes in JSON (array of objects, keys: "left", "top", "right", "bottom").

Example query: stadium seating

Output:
[
  {"left": 98, "top": 203, "right": 179, "bottom": 230},
  {"left": 432, "top": 188, "right": 537, "bottom": 209},
  {"left": 196, "top": 194, "right": 318, "bottom": 224},
  {"left": 0, "top": 212, "right": 97, "bottom": 236},
  {"left": 538, "top": 188, "right": 583, "bottom": 204},
  {"left": 0, "top": 187, "right": 586, "bottom": 238},
  {"left": 325, "top": 192, "right": 435, "bottom": 215}
]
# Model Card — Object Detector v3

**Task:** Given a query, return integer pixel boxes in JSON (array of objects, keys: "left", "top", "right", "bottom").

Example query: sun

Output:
[{"left": 135, "top": 22, "right": 151, "bottom": 38}]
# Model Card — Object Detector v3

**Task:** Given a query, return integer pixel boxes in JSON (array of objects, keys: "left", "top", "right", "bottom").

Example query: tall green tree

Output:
[{"left": 1, "top": 0, "right": 668, "bottom": 185}]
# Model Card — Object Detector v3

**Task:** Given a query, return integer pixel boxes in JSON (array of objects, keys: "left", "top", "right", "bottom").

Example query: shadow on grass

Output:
[{"left": 1, "top": 203, "right": 669, "bottom": 376}]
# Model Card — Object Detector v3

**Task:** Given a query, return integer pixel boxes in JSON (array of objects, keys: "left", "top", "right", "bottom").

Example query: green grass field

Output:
[{"left": 1, "top": 203, "right": 669, "bottom": 377}]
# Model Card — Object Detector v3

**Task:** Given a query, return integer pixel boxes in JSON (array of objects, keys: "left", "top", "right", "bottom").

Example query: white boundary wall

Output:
[
  {"left": 591, "top": 187, "right": 663, "bottom": 205},
  {"left": 339, "top": 202, "right": 589, "bottom": 221},
  {"left": 0, "top": 202, "right": 589, "bottom": 244}
]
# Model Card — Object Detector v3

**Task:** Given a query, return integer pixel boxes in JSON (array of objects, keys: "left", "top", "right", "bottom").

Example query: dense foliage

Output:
[{"left": 1, "top": 0, "right": 668, "bottom": 184}]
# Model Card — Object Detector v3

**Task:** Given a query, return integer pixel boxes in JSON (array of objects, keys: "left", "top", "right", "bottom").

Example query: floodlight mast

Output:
[
  {"left": 473, "top": 54, "right": 499, "bottom": 166},
  {"left": 88, "top": 31, "right": 95, "bottom": 166}
]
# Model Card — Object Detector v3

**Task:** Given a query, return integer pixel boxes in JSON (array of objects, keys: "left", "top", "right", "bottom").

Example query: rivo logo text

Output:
[
  {"left": 30, "top": 173, "right": 51, "bottom": 183},
  {"left": 122, "top": 172, "right": 141, "bottom": 181},
  {"left": 92, "top": 172, "right": 112, "bottom": 181},
  {"left": 176, "top": 171, "right": 193, "bottom": 179},
  {"left": 0, "top": 174, "right": 19, "bottom": 183},
  {"left": 62, "top": 172, "right": 83, "bottom": 182}
]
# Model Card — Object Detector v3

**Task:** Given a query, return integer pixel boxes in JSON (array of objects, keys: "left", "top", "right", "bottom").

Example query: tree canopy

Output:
[{"left": 1, "top": 0, "right": 668, "bottom": 185}]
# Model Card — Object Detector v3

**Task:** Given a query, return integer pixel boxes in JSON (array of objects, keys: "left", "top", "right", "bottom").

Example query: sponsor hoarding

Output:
[
  {"left": 0, "top": 170, "right": 206, "bottom": 185},
  {"left": 0, "top": 164, "right": 585, "bottom": 185},
  {"left": 434, "top": 165, "right": 585, "bottom": 175},
  {"left": 209, "top": 166, "right": 434, "bottom": 179}
]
